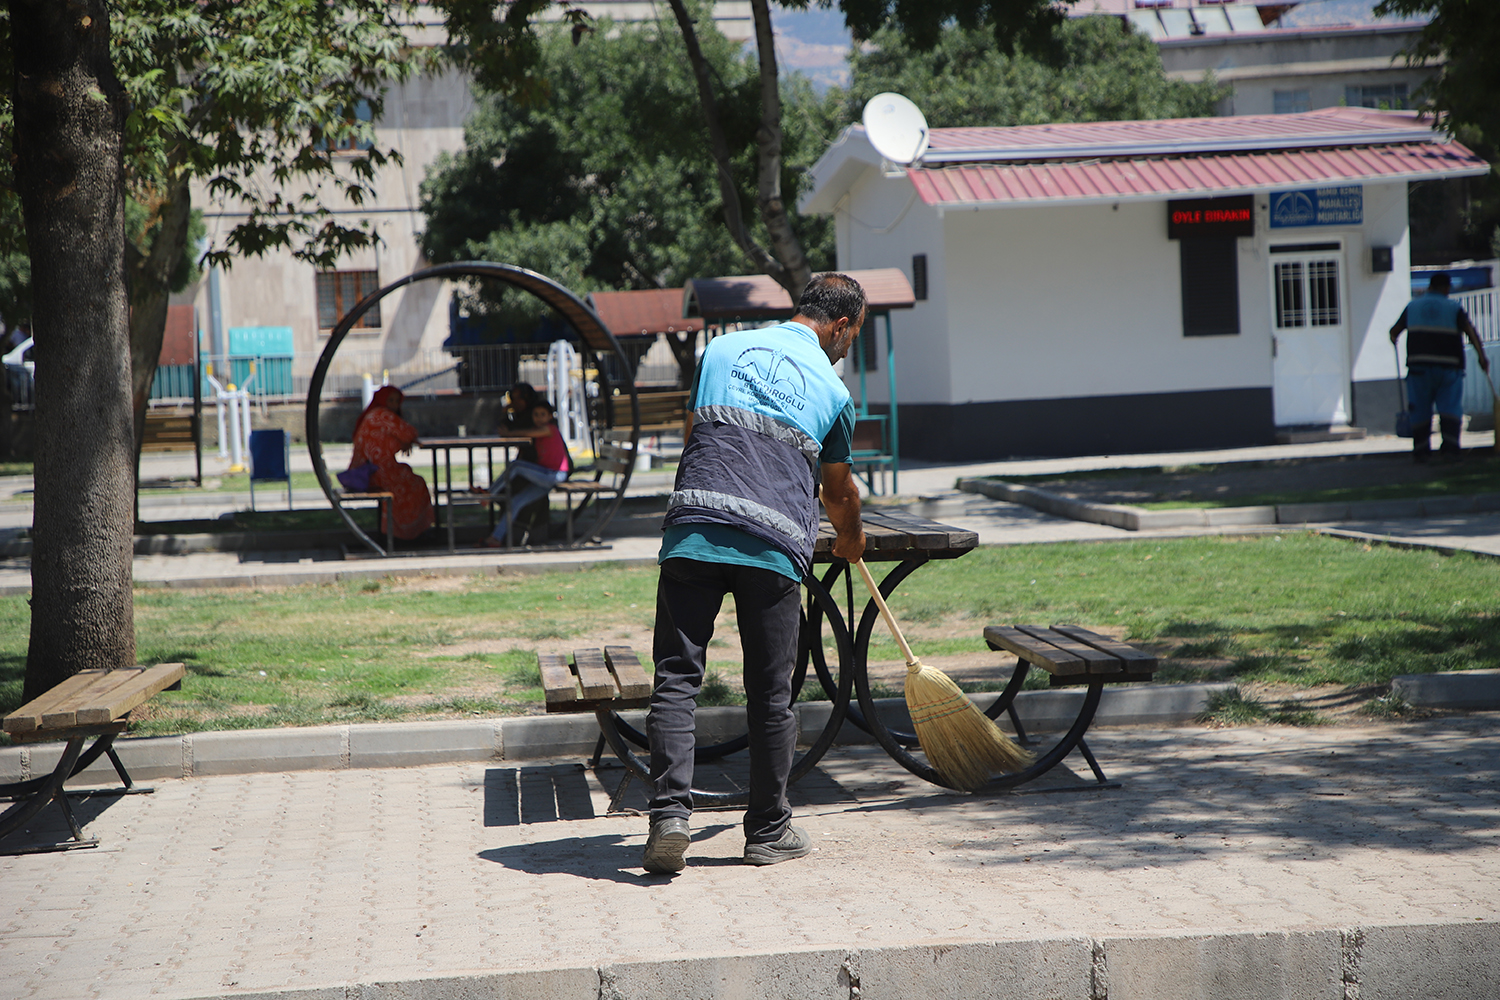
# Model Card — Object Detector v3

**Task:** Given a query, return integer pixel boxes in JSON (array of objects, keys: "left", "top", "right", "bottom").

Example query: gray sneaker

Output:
[
  {"left": 743, "top": 824, "right": 812, "bottom": 866},
  {"left": 642, "top": 816, "right": 690, "bottom": 874}
]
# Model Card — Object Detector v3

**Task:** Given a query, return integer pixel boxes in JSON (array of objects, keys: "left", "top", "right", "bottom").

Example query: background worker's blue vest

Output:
[{"left": 1405, "top": 293, "right": 1465, "bottom": 368}]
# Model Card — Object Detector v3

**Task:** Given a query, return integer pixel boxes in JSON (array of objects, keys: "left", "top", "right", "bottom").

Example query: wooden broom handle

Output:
[{"left": 854, "top": 559, "right": 919, "bottom": 668}]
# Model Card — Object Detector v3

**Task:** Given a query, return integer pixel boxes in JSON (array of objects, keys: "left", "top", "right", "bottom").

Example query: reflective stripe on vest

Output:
[
  {"left": 667, "top": 488, "right": 809, "bottom": 545},
  {"left": 695, "top": 403, "right": 821, "bottom": 468}
]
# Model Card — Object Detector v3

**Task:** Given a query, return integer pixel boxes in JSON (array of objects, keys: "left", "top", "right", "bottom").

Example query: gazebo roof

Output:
[
  {"left": 586, "top": 288, "right": 705, "bottom": 338},
  {"left": 683, "top": 268, "right": 916, "bottom": 322}
]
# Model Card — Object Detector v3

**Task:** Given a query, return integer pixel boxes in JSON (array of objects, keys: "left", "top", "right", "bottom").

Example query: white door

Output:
[{"left": 1270, "top": 244, "right": 1350, "bottom": 426}]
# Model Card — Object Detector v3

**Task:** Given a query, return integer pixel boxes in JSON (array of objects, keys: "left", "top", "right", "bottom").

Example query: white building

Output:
[{"left": 800, "top": 107, "right": 1488, "bottom": 460}]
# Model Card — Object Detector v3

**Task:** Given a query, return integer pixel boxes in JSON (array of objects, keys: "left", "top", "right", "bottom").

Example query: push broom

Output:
[{"left": 854, "top": 559, "right": 1031, "bottom": 790}]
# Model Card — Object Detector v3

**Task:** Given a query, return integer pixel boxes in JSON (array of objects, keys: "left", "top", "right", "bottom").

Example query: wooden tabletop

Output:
[
  {"left": 417, "top": 436, "right": 531, "bottom": 449},
  {"left": 813, "top": 508, "right": 977, "bottom": 563}
]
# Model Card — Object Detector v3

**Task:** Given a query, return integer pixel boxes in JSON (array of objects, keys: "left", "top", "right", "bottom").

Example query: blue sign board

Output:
[{"left": 1270, "top": 186, "right": 1363, "bottom": 228}]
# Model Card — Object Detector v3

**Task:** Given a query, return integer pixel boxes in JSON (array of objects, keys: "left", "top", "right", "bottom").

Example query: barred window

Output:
[{"left": 316, "top": 271, "right": 381, "bottom": 331}]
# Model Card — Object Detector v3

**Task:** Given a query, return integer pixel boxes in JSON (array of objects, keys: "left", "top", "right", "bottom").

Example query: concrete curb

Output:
[
  {"left": 957, "top": 478, "right": 1500, "bottom": 532},
  {"left": 155, "top": 921, "right": 1500, "bottom": 1000},
  {"left": 0, "top": 683, "right": 1235, "bottom": 786},
  {"left": 1393, "top": 668, "right": 1500, "bottom": 710}
]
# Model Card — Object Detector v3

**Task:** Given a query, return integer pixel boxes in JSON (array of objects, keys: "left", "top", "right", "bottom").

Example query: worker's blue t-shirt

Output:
[{"left": 661, "top": 346, "right": 856, "bottom": 581}]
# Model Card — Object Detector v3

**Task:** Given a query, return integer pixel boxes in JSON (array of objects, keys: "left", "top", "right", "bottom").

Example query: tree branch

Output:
[{"left": 663, "top": 0, "right": 785, "bottom": 283}]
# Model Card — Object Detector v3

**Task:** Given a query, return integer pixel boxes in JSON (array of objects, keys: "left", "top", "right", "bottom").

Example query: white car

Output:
[{"left": 3, "top": 335, "right": 33, "bottom": 405}]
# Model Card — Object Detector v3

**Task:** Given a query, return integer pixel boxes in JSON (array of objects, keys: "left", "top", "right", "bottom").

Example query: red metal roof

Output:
[
  {"left": 586, "top": 289, "right": 704, "bottom": 338},
  {"left": 684, "top": 268, "right": 916, "bottom": 321},
  {"left": 909, "top": 140, "right": 1489, "bottom": 208},
  {"left": 919, "top": 107, "right": 1446, "bottom": 162}
]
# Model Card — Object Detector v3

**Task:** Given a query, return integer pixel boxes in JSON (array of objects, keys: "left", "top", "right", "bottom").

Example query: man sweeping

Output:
[
  {"left": 1390, "top": 271, "right": 1491, "bottom": 463},
  {"left": 642, "top": 272, "right": 867, "bottom": 874}
]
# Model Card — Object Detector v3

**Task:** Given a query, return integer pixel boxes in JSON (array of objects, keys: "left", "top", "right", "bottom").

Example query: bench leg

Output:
[
  {"left": 606, "top": 768, "right": 636, "bottom": 814},
  {"left": 0, "top": 737, "right": 99, "bottom": 853}
]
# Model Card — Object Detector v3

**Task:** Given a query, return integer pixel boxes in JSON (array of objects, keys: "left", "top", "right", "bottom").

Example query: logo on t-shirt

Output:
[{"left": 730, "top": 347, "right": 808, "bottom": 411}]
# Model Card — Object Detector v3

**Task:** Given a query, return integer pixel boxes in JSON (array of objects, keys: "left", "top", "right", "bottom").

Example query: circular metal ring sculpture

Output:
[{"left": 306, "top": 262, "right": 642, "bottom": 555}]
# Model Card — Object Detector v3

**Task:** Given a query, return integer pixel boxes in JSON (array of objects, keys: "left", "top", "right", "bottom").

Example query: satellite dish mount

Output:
[{"left": 862, "top": 92, "right": 930, "bottom": 176}]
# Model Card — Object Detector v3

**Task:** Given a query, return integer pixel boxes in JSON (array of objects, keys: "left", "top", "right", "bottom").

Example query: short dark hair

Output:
[
  {"left": 1428, "top": 272, "right": 1452, "bottom": 293},
  {"left": 796, "top": 272, "right": 866, "bottom": 326}
]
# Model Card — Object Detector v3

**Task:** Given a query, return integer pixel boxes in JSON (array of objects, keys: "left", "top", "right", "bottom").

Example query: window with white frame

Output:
[{"left": 1271, "top": 244, "right": 1342, "bottom": 330}]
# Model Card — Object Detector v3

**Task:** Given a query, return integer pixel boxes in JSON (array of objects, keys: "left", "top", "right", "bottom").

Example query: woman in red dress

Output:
[{"left": 348, "top": 386, "right": 434, "bottom": 541}]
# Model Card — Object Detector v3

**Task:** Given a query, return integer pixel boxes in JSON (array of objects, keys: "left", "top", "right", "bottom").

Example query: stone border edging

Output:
[
  {"left": 0, "top": 683, "right": 1234, "bottom": 786},
  {"left": 958, "top": 478, "right": 1500, "bottom": 532},
  {"left": 124, "top": 921, "right": 1500, "bottom": 1000}
]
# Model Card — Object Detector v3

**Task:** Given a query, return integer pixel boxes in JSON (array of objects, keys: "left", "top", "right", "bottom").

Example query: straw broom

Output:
[{"left": 854, "top": 559, "right": 1031, "bottom": 790}]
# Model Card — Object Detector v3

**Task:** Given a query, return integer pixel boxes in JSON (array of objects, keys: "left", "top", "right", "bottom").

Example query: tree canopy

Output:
[
  {"left": 434, "top": 0, "right": 1079, "bottom": 299},
  {"left": 1374, "top": 0, "right": 1500, "bottom": 142},
  {"left": 837, "top": 15, "right": 1227, "bottom": 128},
  {"left": 1, "top": 0, "right": 419, "bottom": 694},
  {"left": 419, "top": 16, "right": 835, "bottom": 320}
]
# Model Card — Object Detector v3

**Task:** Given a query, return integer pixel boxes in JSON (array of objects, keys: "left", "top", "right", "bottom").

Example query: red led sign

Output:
[{"left": 1167, "top": 195, "right": 1255, "bottom": 239}]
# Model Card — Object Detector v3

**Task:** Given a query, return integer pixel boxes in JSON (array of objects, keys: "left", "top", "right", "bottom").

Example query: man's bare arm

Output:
[
  {"left": 1460, "top": 314, "right": 1491, "bottom": 372},
  {"left": 820, "top": 462, "right": 865, "bottom": 562}
]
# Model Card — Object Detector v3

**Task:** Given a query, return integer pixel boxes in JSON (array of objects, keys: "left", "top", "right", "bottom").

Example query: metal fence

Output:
[
  {"left": 143, "top": 337, "right": 685, "bottom": 408},
  {"left": 1453, "top": 288, "right": 1500, "bottom": 344}
]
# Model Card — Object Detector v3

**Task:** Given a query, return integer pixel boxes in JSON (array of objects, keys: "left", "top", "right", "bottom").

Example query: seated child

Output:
[{"left": 480, "top": 400, "right": 570, "bottom": 547}]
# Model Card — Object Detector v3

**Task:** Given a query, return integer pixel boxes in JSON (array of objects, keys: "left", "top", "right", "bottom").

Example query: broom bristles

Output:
[{"left": 907, "top": 660, "right": 1032, "bottom": 791}]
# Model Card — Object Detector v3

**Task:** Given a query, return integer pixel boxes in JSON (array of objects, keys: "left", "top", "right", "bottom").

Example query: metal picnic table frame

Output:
[
  {"left": 588, "top": 509, "right": 1128, "bottom": 804},
  {"left": 305, "top": 262, "right": 644, "bottom": 557}
]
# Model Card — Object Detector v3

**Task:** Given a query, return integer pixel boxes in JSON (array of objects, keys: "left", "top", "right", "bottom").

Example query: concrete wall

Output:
[
  {"left": 943, "top": 200, "right": 1273, "bottom": 406},
  {"left": 1159, "top": 25, "right": 1434, "bottom": 117},
  {"left": 181, "top": 69, "right": 477, "bottom": 380},
  {"left": 834, "top": 164, "right": 951, "bottom": 407}
]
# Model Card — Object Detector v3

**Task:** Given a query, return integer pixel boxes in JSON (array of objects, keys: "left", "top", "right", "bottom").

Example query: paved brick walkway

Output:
[{"left": 4, "top": 718, "right": 1499, "bottom": 999}]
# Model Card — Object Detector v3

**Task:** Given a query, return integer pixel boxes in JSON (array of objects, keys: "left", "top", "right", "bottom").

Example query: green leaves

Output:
[
  {"left": 419, "top": 16, "right": 829, "bottom": 304},
  {"left": 113, "top": 0, "right": 417, "bottom": 265},
  {"left": 841, "top": 16, "right": 1226, "bottom": 129}
]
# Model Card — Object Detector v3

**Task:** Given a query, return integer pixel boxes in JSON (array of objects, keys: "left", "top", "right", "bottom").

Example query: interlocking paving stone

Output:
[{"left": 3, "top": 719, "right": 1499, "bottom": 999}]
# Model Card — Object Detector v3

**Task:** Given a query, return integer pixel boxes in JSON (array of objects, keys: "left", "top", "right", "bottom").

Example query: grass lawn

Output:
[{"left": 2, "top": 533, "right": 1496, "bottom": 739}]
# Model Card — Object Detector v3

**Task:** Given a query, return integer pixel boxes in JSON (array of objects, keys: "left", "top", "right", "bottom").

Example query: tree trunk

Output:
[
  {"left": 128, "top": 172, "right": 193, "bottom": 500},
  {"left": 12, "top": 0, "right": 136, "bottom": 700},
  {"left": 748, "top": 0, "right": 810, "bottom": 301},
  {"left": 664, "top": 0, "right": 792, "bottom": 291}
]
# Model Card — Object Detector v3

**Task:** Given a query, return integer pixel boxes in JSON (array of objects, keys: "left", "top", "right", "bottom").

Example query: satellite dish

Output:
[{"left": 863, "top": 92, "right": 930, "bottom": 166}]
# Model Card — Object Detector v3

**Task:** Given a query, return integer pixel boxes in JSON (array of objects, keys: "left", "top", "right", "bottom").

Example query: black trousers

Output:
[{"left": 648, "top": 557, "right": 803, "bottom": 844}]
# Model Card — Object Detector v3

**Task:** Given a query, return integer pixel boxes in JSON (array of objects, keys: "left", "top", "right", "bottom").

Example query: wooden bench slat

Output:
[
  {"left": 1051, "top": 625, "right": 1158, "bottom": 670},
  {"left": 1014, "top": 625, "right": 1123, "bottom": 675},
  {"left": 3, "top": 670, "right": 104, "bottom": 734},
  {"left": 572, "top": 648, "right": 617, "bottom": 701},
  {"left": 605, "top": 646, "right": 652, "bottom": 701},
  {"left": 40, "top": 670, "right": 146, "bottom": 729},
  {"left": 983, "top": 625, "right": 1087, "bottom": 675},
  {"left": 74, "top": 663, "right": 187, "bottom": 725},
  {"left": 539, "top": 652, "right": 580, "bottom": 708}
]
